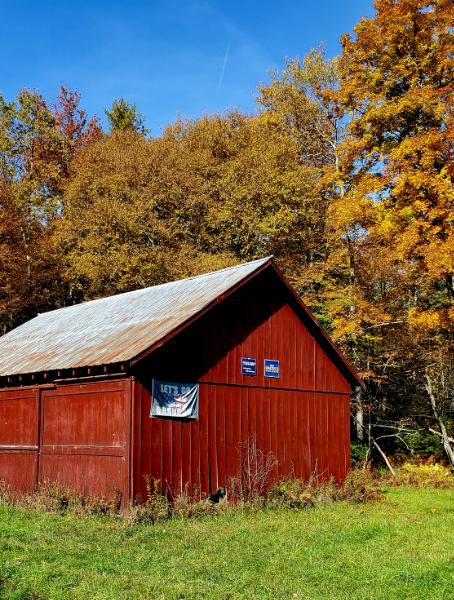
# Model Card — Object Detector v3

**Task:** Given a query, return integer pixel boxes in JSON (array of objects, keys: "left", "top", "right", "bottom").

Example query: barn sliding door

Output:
[
  {"left": 0, "top": 388, "right": 40, "bottom": 492},
  {"left": 39, "top": 379, "right": 131, "bottom": 504}
]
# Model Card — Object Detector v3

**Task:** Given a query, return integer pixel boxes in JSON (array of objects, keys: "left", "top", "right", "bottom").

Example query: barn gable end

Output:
[{"left": 132, "top": 266, "right": 355, "bottom": 498}]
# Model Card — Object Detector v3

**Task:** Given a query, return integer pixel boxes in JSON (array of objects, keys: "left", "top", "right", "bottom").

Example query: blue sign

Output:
[
  {"left": 241, "top": 357, "right": 257, "bottom": 376},
  {"left": 264, "top": 359, "right": 280, "bottom": 378}
]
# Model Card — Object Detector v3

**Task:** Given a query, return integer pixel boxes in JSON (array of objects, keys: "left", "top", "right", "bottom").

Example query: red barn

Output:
[{"left": 0, "top": 257, "right": 361, "bottom": 505}]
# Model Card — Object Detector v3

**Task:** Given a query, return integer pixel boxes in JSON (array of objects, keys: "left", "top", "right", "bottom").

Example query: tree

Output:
[
  {"left": 252, "top": 49, "right": 346, "bottom": 317},
  {"left": 56, "top": 89, "right": 336, "bottom": 304},
  {"left": 105, "top": 98, "right": 147, "bottom": 135},
  {"left": 0, "top": 87, "right": 100, "bottom": 330},
  {"left": 55, "top": 130, "right": 235, "bottom": 300},
  {"left": 328, "top": 0, "right": 453, "bottom": 459},
  {"left": 52, "top": 86, "right": 102, "bottom": 176}
]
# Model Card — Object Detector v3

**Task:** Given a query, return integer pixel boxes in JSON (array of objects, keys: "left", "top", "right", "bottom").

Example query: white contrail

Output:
[{"left": 217, "top": 44, "right": 230, "bottom": 91}]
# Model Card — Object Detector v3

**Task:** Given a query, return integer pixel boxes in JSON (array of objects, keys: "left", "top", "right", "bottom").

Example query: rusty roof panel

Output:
[{"left": 0, "top": 257, "right": 272, "bottom": 377}]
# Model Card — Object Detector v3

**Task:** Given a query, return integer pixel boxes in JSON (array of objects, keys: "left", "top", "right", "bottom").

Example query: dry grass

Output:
[
  {"left": 2, "top": 458, "right": 452, "bottom": 526},
  {"left": 0, "top": 468, "right": 383, "bottom": 527}
]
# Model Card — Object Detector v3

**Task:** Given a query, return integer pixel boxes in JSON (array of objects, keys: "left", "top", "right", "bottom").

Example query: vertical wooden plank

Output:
[
  {"left": 190, "top": 404, "right": 200, "bottom": 496},
  {"left": 286, "top": 305, "right": 297, "bottom": 389},
  {"left": 181, "top": 418, "right": 192, "bottom": 494},
  {"left": 171, "top": 420, "right": 182, "bottom": 496},
  {"left": 240, "top": 385, "right": 248, "bottom": 488},
  {"left": 269, "top": 389, "right": 279, "bottom": 480},
  {"left": 207, "top": 385, "right": 218, "bottom": 492},
  {"left": 316, "top": 393, "right": 326, "bottom": 481},
  {"left": 286, "top": 391, "right": 294, "bottom": 478},
  {"left": 264, "top": 388, "right": 272, "bottom": 455},
  {"left": 216, "top": 386, "right": 226, "bottom": 489},
  {"left": 343, "top": 395, "right": 351, "bottom": 480},
  {"left": 231, "top": 386, "right": 242, "bottom": 484},
  {"left": 132, "top": 378, "right": 142, "bottom": 501},
  {"left": 142, "top": 388, "right": 158, "bottom": 494},
  {"left": 302, "top": 393, "right": 311, "bottom": 481},
  {"left": 327, "top": 395, "right": 338, "bottom": 482},
  {"left": 289, "top": 390, "right": 298, "bottom": 478},
  {"left": 199, "top": 386, "right": 209, "bottom": 495},
  {"left": 248, "top": 385, "right": 257, "bottom": 449},
  {"left": 161, "top": 418, "right": 172, "bottom": 496},
  {"left": 308, "top": 393, "right": 317, "bottom": 478}
]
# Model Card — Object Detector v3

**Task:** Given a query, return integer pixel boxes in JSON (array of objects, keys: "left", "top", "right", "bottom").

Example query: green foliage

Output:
[
  {"left": 394, "top": 430, "right": 444, "bottom": 459},
  {"left": 105, "top": 98, "right": 147, "bottom": 135},
  {"left": 350, "top": 442, "right": 368, "bottom": 466}
]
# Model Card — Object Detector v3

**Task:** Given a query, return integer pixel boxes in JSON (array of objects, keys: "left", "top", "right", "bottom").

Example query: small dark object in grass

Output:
[{"left": 209, "top": 487, "right": 227, "bottom": 503}]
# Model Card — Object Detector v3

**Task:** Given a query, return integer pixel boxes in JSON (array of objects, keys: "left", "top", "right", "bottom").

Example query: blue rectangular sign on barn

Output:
[
  {"left": 264, "top": 359, "right": 280, "bottom": 378},
  {"left": 241, "top": 357, "right": 257, "bottom": 376}
]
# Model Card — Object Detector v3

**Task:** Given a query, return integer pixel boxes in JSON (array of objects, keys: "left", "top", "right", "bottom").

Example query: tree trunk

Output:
[
  {"left": 353, "top": 387, "right": 364, "bottom": 442},
  {"left": 425, "top": 373, "right": 454, "bottom": 469}
]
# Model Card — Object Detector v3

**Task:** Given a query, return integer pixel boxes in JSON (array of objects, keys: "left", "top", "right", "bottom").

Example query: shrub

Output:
[
  {"left": 340, "top": 468, "right": 385, "bottom": 502},
  {"left": 233, "top": 438, "right": 277, "bottom": 501},
  {"left": 391, "top": 461, "right": 454, "bottom": 489},
  {"left": 268, "top": 469, "right": 384, "bottom": 509},
  {"left": 0, "top": 480, "right": 120, "bottom": 516},
  {"left": 126, "top": 478, "right": 169, "bottom": 525},
  {"left": 350, "top": 442, "right": 368, "bottom": 467},
  {"left": 394, "top": 430, "right": 444, "bottom": 460}
]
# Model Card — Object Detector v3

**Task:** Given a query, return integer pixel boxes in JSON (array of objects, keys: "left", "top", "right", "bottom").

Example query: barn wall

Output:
[
  {"left": 134, "top": 270, "right": 352, "bottom": 499},
  {"left": 134, "top": 382, "right": 349, "bottom": 499},
  {"left": 0, "top": 379, "right": 132, "bottom": 504}
]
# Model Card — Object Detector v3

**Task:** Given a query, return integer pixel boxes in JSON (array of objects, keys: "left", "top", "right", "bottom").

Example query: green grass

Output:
[{"left": 1, "top": 488, "right": 453, "bottom": 600}]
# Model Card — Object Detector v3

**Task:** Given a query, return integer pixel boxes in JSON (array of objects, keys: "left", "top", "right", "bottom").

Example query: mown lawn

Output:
[{"left": 0, "top": 488, "right": 453, "bottom": 600}]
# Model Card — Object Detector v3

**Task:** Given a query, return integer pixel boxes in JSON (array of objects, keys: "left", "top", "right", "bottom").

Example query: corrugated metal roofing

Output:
[{"left": 0, "top": 257, "right": 272, "bottom": 377}]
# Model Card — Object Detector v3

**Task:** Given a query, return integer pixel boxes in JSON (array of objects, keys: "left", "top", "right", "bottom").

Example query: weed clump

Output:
[
  {"left": 390, "top": 461, "right": 454, "bottom": 489},
  {"left": 0, "top": 480, "right": 120, "bottom": 517},
  {"left": 268, "top": 469, "right": 384, "bottom": 509}
]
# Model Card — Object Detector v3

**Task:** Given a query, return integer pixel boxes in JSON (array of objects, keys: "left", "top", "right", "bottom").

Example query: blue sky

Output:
[{"left": 0, "top": 1, "right": 373, "bottom": 134}]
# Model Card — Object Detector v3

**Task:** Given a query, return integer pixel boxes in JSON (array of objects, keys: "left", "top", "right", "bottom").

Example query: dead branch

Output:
[{"left": 425, "top": 372, "right": 454, "bottom": 469}]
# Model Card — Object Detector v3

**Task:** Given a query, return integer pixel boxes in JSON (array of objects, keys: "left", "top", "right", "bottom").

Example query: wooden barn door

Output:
[
  {"left": 0, "top": 387, "right": 40, "bottom": 492},
  {"left": 38, "top": 379, "right": 131, "bottom": 505}
]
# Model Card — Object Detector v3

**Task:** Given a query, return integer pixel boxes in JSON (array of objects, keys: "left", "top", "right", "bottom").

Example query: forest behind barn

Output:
[{"left": 0, "top": 0, "right": 452, "bottom": 468}]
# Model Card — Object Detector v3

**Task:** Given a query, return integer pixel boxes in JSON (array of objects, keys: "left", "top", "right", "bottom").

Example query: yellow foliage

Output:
[{"left": 408, "top": 307, "right": 442, "bottom": 332}]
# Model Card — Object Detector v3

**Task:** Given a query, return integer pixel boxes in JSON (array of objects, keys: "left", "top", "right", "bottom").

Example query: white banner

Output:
[{"left": 150, "top": 380, "right": 199, "bottom": 419}]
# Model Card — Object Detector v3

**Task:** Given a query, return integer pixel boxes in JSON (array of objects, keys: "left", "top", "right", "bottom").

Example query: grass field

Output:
[{"left": 1, "top": 487, "right": 453, "bottom": 600}]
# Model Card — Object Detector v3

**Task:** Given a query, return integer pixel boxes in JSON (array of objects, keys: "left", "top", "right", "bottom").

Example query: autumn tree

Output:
[
  {"left": 329, "top": 0, "right": 453, "bottom": 458},
  {"left": 55, "top": 130, "right": 236, "bottom": 300},
  {"left": 255, "top": 49, "right": 348, "bottom": 320},
  {"left": 57, "top": 91, "right": 336, "bottom": 304},
  {"left": 0, "top": 88, "right": 100, "bottom": 329}
]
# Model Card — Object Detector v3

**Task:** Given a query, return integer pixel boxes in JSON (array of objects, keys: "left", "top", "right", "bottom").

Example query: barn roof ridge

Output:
[{"left": 33, "top": 255, "right": 274, "bottom": 319}]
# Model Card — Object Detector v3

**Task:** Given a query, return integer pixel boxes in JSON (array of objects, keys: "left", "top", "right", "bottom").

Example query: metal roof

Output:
[{"left": 0, "top": 257, "right": 272, "bottom": 377}]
